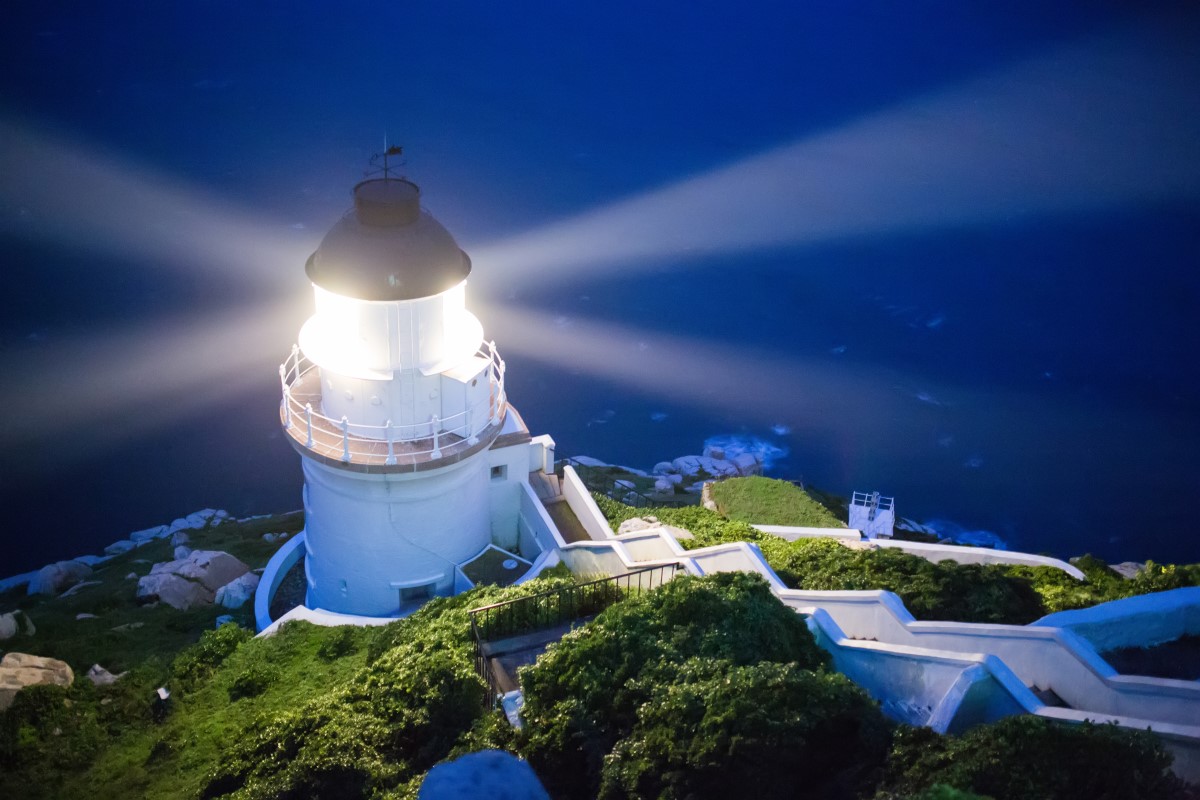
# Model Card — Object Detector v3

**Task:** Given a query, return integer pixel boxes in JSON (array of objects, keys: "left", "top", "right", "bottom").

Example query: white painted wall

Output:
[
  {"left": 753, "top": 525, "right": 863, "bottom": 542},
  {"left": 518, "top": 481, "right": 564, "bottom": 560},
  {"left": 874, "top": 539, "right": 1085, "bottom": 580},
  {"left": 561, "top": 466, "right": 612, "bottom": 541},
  {"left": 302, "top": 452, "right": 492, "bottom": 615},
  {"left": 1034, "top": 586, "right": 1200, "bottom": 651}
]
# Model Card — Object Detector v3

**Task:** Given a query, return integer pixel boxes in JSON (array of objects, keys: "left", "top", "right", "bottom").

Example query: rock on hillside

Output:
[
  {"left": 28, "top": 560, "right": 93, "bottom": 596},
  {"left": 136, "top": 550, "right": 251, "bottom": 611},
  {"left": 0, "top": 653, "right": 73, "bottom": 711}
]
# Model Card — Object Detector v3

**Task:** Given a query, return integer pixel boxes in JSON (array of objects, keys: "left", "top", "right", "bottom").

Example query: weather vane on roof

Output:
[{"left": 366, "top": 136, "right": 405, "bottom": 180}]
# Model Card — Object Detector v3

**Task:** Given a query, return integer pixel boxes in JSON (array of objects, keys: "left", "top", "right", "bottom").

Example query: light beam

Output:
[{"left": 472, "top": 22, "right": 1200, "bottom": 291}]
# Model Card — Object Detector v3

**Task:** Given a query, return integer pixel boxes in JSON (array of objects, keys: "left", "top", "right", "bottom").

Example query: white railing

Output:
[{"left": 279, "top": 341, "right": 507, "bottom": 465}]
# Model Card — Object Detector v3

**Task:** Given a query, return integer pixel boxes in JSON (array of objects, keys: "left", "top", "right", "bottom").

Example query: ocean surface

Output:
[{"left": 2, "top": 2, "right": 1198, "bottom": 575}]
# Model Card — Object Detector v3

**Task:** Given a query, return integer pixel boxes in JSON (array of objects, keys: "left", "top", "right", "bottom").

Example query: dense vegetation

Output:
[
  {"left": 4, "top": 485, "right": 1199, "bottom": 798},
  {"left": 517, "top": 572, "right": 887, "bottom": 800},
  {"left": 595, "top": 483, "right": 1200, "bottom": 624},
  {"left": 881, "top": 717, "right": 1186, "bottom": 800},
  {"left": 3, "top": 567, "right": 1192, "bottom": 799}
]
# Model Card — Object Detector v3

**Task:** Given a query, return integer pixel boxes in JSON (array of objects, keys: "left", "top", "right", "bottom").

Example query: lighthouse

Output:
[{"left": 277, "top": 170, "right": 554, "bottom": 617}]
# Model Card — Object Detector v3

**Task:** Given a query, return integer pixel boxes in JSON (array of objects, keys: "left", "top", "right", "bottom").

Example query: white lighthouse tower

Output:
[{"left": 277, "top": 170, "right": 550, "bottom": 616}]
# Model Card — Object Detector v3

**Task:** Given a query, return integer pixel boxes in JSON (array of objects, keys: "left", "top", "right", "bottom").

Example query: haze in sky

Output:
[{"left": 1, "top": 1, "right": 1198, "bottom": 573}]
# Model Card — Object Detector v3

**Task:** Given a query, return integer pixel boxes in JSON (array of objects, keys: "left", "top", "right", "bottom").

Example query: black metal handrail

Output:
[{"left": 469, "top": 563, "right": 681, "bottom": 707}]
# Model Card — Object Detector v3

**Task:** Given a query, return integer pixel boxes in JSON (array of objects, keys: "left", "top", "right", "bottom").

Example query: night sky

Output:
[{"left": 2, "top": 1, "right": 1198, "bottom": 574}]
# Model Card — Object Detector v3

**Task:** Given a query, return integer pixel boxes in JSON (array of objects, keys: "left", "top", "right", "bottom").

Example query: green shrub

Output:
[
  {"left": 316, "top": 625, "right": 359, "bottom": 661},
  {"left": 228, "top": 663, "right": 275, "bottom": 701},
  {"left": 882, "top": 717, "right": 1186, "bottom": 800},
  {"left": 598, "top": 658, "right": 889, "bottom": 800},
  {"left": 171, "top": 623, "right": 252, "bottom": 691},
  {"left": 519, "top": 572, "right": 833, "bottom": 798}
]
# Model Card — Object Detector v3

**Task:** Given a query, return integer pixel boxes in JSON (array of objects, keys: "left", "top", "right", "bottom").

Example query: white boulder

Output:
[
  {"left": 169, "top": 531, "right": 191, "bottom": 547},
  {"left": 61, "top": 580, "right": 102, "bottom": 598},
  {"left": 1109, "top": 562, "right": 1146, "bottom": 580},
  {"left": 168, "top": 550, "right": 250, "bottom": 592},
  {"left": 28, "top": 560, "right": 93, "bottom": 596},
  {"left": 652, "top": 461, "right": 676, "bottom": 474},
  {"left": 104, "top": 540, "right": 137, "bottom": 556},
  {"left": 129, "top": 524, "right": 170, "bottom": 544},
  {"left": 215, "top": 573, "right": 260, "bottom": 609},
  {"left": 0, "top": 653, "right": 74, "bottom": 711},
  {"left": 85, "top": 664, "right": 123, "bottom": 686},
  {"left": 617, "top": 517, "right": 660, "bottom": 535},
  {"left": 731, "top": 453, "right": 761, "bottom": 475},
  {"left": 174, "top": 546, "right": 193, "bottom": 560},
  {"left": 136, "top": 550, "right": 250, "bottom": 610},
  {"left": 136, "top": 572, "right": 213, "bottom": 611},
  {"left": 653, "top": 478, "right": 674, "bottom": 493},
  {"left": 0, "top": 612, "right": 18, "bottom": 641}
]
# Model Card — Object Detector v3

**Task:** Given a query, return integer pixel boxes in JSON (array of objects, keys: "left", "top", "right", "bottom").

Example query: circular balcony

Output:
[{"left": 279, "top": 341, "right": 507, "bottom": 473}]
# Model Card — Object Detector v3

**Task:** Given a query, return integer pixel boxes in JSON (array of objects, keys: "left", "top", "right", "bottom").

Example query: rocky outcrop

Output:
[
  {"left": 28, "top": 560, "right": 93, "bottom": 596},
  {"left": 0, "top": 653, "right": 74, "bottom": 710},
  {"left": 136, "top": 550, "right": 251, "bottom": 611}
]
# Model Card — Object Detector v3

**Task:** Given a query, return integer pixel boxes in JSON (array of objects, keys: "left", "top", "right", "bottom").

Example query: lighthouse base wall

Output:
[{"left": 301, "top": 453, "right": 492, "bottom": 616}]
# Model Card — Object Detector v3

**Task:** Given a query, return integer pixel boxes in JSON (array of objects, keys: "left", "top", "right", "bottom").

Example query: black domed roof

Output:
[{"left": 305, "top": 178, "right": 472, "bottom": 301}]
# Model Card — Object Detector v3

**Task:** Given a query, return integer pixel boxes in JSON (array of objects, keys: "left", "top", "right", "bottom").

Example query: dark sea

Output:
[{"left": 2, "top": 2, "right": 1198, "bottom": 576}]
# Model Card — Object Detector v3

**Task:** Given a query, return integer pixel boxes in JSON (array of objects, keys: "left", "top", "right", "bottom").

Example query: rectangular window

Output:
[
  {"left": 400, "top": 584, "right": 433, "bottom": 604},
  {"left": 490, "top": 464, "right": 507, "bottom": 481}
]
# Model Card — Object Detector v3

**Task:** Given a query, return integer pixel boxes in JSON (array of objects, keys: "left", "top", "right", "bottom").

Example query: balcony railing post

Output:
[
  {"left": 431, "top": 415, "right": 442, "bottom": 459},
  {"left": 280, "top": 367, "right": 292, "bottom": 430},
  {"left": 305, "top": 403, "right": 315, "bottom": 448},
  {"left": 340, "top": 416, "right": 351, "bottom": 462},
  {"left": 385, "top": 420, "right": 396, "bottom": 466}
]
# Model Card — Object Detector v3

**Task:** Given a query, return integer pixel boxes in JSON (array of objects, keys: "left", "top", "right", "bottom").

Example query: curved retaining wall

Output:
[{"left": 254, "top": 531, "right": 307, "bottom": 633}]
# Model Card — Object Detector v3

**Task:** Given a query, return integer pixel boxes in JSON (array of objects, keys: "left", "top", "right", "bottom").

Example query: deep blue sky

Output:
[{"left": 2, "top": 2, "right": 1198, "bottom": 573}]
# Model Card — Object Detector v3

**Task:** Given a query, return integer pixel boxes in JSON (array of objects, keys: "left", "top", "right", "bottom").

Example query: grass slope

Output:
[
  {"left": 708, "top": 476, "right": 845, "bottom": 528},
  {"left": 0, "top": 512, "right": 304, "bottom": 675}
]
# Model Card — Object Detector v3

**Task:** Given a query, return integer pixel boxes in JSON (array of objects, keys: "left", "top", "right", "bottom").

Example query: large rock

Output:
[
  {"left": 0, "top": 653, "right": 74, "bottom": 711},
  {"left": 137, "top": 550, "right": 250, "bottom": 610},
  {"left": 28, "top": 560, "right": 93, "bottom": 596},
  {"left": 730, "top": 452, "right": 761, "bottom": 475},
  {"left": 104, "top": 540, "right": 137, "bottom": 556},
  {"left": 215, "top": 573, "right": 260, "bottom": 609},
  {"left": 0, "top": 612, "right": 18, "bottom": 641},
  {"left": 617, "top": 516, "right": 660, "bottom": 535},
  {"left": 136, "top": 572, "right": 213, "bottom": 611},
  {"left": 129, "top": 524, "right": 170, "bottom": 544},
  {"left": 168, "top": 550, "right": 250, "bottom": 592}
]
